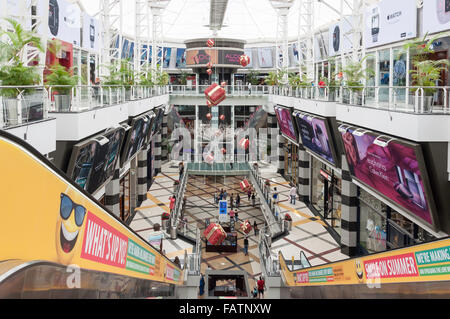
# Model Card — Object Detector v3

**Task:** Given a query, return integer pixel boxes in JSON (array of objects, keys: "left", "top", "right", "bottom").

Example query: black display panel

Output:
[
  {"left": 87, "top": 127, "right": 125, "bottom": 194},
  {"left": 274, "top": 105, "right": 299, "bottom": 144},
  {"left": 120, "top": 113, "right": 153, "bottom": 166},
  {"left": 151, "top": 107, "right": 165, "bottom": 136},
  {"left": 67, "top": 140, "right": 97, "bottom": 191}
]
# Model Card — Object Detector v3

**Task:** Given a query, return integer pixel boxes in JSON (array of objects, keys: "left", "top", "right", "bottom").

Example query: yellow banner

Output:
[
  {"left": 0, "top": 137, "right": 183, "bottom": 285},
  {"left": 280, "top": 238, "right": 450, "bottom": 286}
]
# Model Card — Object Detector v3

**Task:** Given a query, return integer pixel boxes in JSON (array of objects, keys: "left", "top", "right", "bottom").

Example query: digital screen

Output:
[
  {"left": 87, "top": 128, "right": 124, "bottom": 194},
  {"left": 121, "top": 114, "right": 152, "bottom": 166},
  {"left": 339, "top": 126, "right": 436, "bottom": 227},
  {"left": 67, "top": 141, "right": 97, "bottom": 190},
  {"left": 274, "top": 106, "right": 298, "bottom": 143},
  {"left": 296, "top": 113, "right": 336, "bottom": 165},
  {"left": 151, "top": 107, "right": 165, "bottom": 135},
  {"left": 185, "top": 49, "right": 244, "bottom": 66}
]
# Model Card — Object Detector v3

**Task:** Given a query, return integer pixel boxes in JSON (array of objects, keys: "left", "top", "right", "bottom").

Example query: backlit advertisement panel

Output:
[
  {"left": 364, "top": 0, "right": 417, "bottom": 49},
  {"left": 121, "top": 114, "right": 152, "bottom": 166},
  {"left": 82, "top": 12, "right": 102, "bottom": 51},
  {"left": 328, "top": 17, "right": 353, "bottom": 56},
  {"left": 257, "top": 47, "right": 273, "bottom": 68},
  {"left": 176, "top": 48, "right": 186, "bottom": 68},
  {"left": 163, "top": 47, "right": 172, "bottom": 68},
  {"left": 295, "top": 112, "right": 337, "bottom": 166},
  {"left": 186, "top": 49, "right": 218, "bottom": 65},
  {"left": 274, "top": 106, "right": 298, "bottom": 144},
  {"left": 423, "top": 0, "right": 450, "bottom": 34},
  {"left": 0, "top": 131, "right": 183, "bottom": 284},
  {"left": 338, "top": 125, "right": 437, "bottom": 228},
  {"left": 67, "top": 139, "right": 97, "bottom": 191}
]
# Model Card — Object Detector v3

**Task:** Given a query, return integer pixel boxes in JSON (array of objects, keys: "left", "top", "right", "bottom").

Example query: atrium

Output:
[{"left": 0, "top": 0, "right": 450, "bottom": 303}]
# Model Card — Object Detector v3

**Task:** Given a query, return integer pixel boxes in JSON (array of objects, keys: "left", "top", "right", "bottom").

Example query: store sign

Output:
[
  {"left": 274, "top": 106, "right": 298, "bottom": 144},
  {"left": 338, "top": 125, "right": 437, "bottom": 229},
  {"left": 364, "top": 0, "right": 417, "bottom": 49},
  {"left": 37, "top": 0, "right": 81, "bottom": 46},
  {"left": 0, "top": 134, "right": 183, "bottom": 284},
  {"left": 295, "top": 112, "right": 336, "bottom": 166},
  {"left": 423, "top": 0, "right": 450, "bottom": 35},
  {"left": 320, "top": 169, "right": 332, "bottom": 182},
  {"left": 281, "top": 238, "right": 450, "bottom": 287}
]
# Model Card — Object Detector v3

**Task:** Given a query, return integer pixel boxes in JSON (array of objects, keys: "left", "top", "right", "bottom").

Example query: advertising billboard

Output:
[
  {"left": 274, "top": 106, "right": 298, "bottom": 144},
  {"left": 423, "top": 0, "right": 450, "bottom": 35},
  {"left": 67, "top": 139, "right": 97, "bottom": 191},
  {"left": 82, "top": 12, "right": 102, "bottom": 51},
  {"left": 185, "top": 49, "right": 243, "bottom": 66},
  {"left": 151, "top": 106, "right": 165, "bottom": 136},
  {"left": 364, "top": 0, "right": 417, "bottom": 49},
  {"left": 176, "top": 48, "right": 186, "bottom": 68},
  {"left": 338, "top": 125, "right": 437, "bottom": 229},
  {"left": 328, "top": 17, "right": 353, "bottom": 56},
  {"left": 121, "top": 114, "right": 152, "bottom": 166},
  {"left": 279, "top": 237, "right": 450, "bottom": 287},
  {"left": 87, "top": 127, "right": 125, "bottom": 194},
  {"left": 163, "top": 47, "right": 172, "bottom": 68},
  {"left": 295, "top": 112, "right": 337, "bottom": 166},
  {"left": 257, "top": 47, "right": 273, "bottom": 68},
  {"left": 244, "top": 48, "right": 253, "bottom": 68},
  {"left": 221, "top": 49, "right": 242, "bottom": 65},
  {"left": 289, "top": 43, "right": 299, "bottom": 66},
  {"left": 37, "top": 0, "right": 81, "bottom": 46},
  {"left": 0, "top": 131, "right": 183, "bottom": 285}
]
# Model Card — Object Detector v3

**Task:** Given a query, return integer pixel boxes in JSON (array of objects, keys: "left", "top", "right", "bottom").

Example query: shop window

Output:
[
  {"left": 359, "top": 189, "right": 387, "bottom": 254},
  {"left": 393, "top": 47, "right": 407, "bottom": 103},
  {"left": 378, "top": 49, "right": 390, "bottom": 103},
  {"left": 365, "top": 54, "right": 376, "bottom": 102}
]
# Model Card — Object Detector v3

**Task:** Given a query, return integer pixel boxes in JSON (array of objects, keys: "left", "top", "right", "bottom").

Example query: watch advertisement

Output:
[
  {"left": 257, "top": 47, "right": 273, "bottom": 68},
  {"left": 295, "top": 112, "right": 336, "bottom": 166},
  {"left": 82, "top": 12, "right": 102, "bottom": 51},
  {"left": 37, "top": 0, "right": 81, "bottom": 46},
  {"left": 274, "top": 106, "right": 298, "bottom": 144},
  {"left": 339, "top": 125, "right": 437, "bottom": 229},
  {"left": 364, "top": 0, "right": 417, "bottom": 49},
  {"left": 328, "top": 17, "right": 353, "bottom": 56},
  {"left": 423, "top": 0, "right": 450, "bottom": 34}
]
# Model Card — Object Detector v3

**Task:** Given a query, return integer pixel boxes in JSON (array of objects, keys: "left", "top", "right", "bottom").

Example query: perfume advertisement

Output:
[
  {"left": 257, "top": 47, "right": 274, "bottom": 68},
  {"left": 37, "top": 0, "right": 81, "bottom": 46},
  {"left": 82, "top": 12, "right": 102, "bottom": 51},
  {"left": 275, "top": 106, "right": 298, "bottom": 143},
  {"left": 339, "top": 126, "right": 436, "bottom": 227},
  {"left": 296, "top": 113, "right": 336, "bottom": 165},
  {"left": 364, "top": 0, "right": 417, "bottom": 49},
  {"left": 423, "top": 0, "right": 450, "bottom": 35}
]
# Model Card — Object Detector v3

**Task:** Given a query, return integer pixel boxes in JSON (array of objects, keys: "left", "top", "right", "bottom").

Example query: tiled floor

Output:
[{"left": 130, "top": 161, "right": 349, "bottom": 298}]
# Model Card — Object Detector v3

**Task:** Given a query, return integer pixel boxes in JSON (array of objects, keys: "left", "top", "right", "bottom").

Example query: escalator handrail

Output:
[{"left": 0, "top": 129, "right": 182, "bottom": 275}]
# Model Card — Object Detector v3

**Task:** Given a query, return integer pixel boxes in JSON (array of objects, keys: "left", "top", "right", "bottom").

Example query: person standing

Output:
[
  {"left": 229, "top": 208, "right": 235, "bottom": 222},
  {"left": 248, "top": 82, "right": 252, "bottom": 95},
  {"left": 272, "top": 187, "right": 279, "bottom": 204},
  {"left": 179, "top": 162, "right": 184, "bottom": 180},
  {"left": 253, "top": 221, "right": 258, "bottom": 237},
  {"left": 251, "top": 192, "right": 256, "bottom": 207},
  {"left": 257, "top": 276, "right": 266, "bottom": 299},
  {"left": 223, "top": 190, "right": 228, "bottom": 200},
  {"left": 199, "top": 274, "right": 205, "bottom": 297},
  {"left": 290, "top": 185, "right": 297, "bottom": 205},
  {"left": 243, "top": 236, "right": 249, "bottom": 256},
  {"left": 236, "top": 193, "right": 241, "bottom": 208},
  {"left": 247, "top": 188, "right": 252, "bottom": 201},
  {"left": 169, "top": 195, "right": 176, "bottom": 214},
  {"left": 234, "top": 210, "right": 239, "bottom": 222},
  {"left": 230, "top": 193, "right": 234, "bottom": 209},
  {"left": 214, "top": 192, "right": 218, "bottom": 204},
  {"left": 219, "top": 189, "right": 224, "bottom": 201}
]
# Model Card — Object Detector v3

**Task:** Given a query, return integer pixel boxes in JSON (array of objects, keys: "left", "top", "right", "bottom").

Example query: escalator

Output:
[
  {"left": 0, "top": 130, "right": 183, "bottom": 298},
  {"left": 278, "top": 237, "right": 450, "bottom": 298}
]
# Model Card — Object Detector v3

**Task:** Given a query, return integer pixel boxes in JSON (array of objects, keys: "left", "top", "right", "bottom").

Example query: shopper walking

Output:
[
  {"left": 253, "top": 221, "right": 258, "bottom": 237},
  {"left": 257, "top": 276, "right": 266, "bottom": 299},
  {"left": 223, "top": 190, "right": 228, "bottom": 200},
  {"left": 251, "top": 192, "right": 256, "bottom": 207},
  {"left": 214, "top": 192, "right": 218, "bottom": 204},
  {"left": 248, "top": 82, "right": 252, "bottom": 95},
  {"left": 199, "top": 274, "right": 205, "bottom": 297},
  {"left": 234, "top": 210, "right": 239, "bottom": 222},
  {"left": 290, "top": 185, "right": 297, "bottom": 205},
  {"left": 230, "top": 193, "right": 234, "bottom": 209},
  {"left": 179, "top": 162, "right": 184, "bottom": 180},
  {"left": 219, "top": 189, "right": 224, "bottom": 201},
  {"left": 169, "top": 195, "right": 176, "bottom": 214},
  {"left": 229, "top": 208, "right": 235, "bottom": 222},
  {"left": 243, "top": 236, "right": 249, "bottom": 256},
  {"left": 272, "top": 187, "right": 279, "bottom": 204},
  {"left": 236, "top": 193, "right": 241, "bottom": 208}
]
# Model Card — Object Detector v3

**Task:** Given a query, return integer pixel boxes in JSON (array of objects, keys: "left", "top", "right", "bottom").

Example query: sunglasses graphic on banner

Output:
[{"left": 60, "top": 193, "right": 86, "bottom": 227}]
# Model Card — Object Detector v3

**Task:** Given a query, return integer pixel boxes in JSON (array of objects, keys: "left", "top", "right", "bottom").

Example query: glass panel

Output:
[
  {"left": 366, "top": 54, "right": 376, "bottom": 103},
  {"left": 378, "top": 49, "right": 390, "bottom": 103},
  {"left": 393, "top": 47, "right": 407, "bottom": 106},
  {"left": 359, "top": 189, "right": 387, "bottom": 254}
]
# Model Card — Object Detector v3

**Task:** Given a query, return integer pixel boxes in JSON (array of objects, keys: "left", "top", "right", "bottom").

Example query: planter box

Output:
[
  {"left": 2, "top": 98, "right": 19, "bottom": 126},
  {"left": 54, "top": 94, "right": 71, "bottom": 112}
]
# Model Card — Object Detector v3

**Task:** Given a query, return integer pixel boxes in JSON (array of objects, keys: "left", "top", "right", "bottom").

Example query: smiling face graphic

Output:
[
  {"left": 56, "top": 193, "right": 87, "bottom": 264},
  {"left": 355, "top": 259, "right": 364, "bottom": 281}
]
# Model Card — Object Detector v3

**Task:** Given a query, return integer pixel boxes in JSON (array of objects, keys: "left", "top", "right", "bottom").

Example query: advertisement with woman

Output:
[
  {"left": 295, "top": 113, "right": 336, "bottom": 165},
  {"left": 339, "top": 126, "right": 436, "bottom": 228},
  {"left": 275, "top": 106, "right": 298, "bottom": 143}
]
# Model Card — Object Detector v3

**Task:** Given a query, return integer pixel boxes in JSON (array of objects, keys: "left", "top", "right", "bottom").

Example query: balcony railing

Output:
[
  {"left": 271, "top": 85, "right": 450, "bottom": 114},
  {"left": 169, "top": 84, "right": 270, "bottom": 96},
  {"left": 0, "top": 85, "right": 169, "bottom": 128}
]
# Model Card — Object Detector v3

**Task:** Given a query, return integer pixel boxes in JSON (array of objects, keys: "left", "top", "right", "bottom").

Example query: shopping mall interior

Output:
[{"left": 1, "top": 0, "right": 450, "bottom": 301}]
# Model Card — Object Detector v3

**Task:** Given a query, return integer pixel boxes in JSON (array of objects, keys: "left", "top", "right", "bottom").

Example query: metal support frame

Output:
[
  {"left": 135, "top": 0, "right": 151, "bottom": 78},
  {"left": 298, "top": 0, "right": 314, "bottom": 80},
  {"left": 271, "top": 0, "right": 293, "bottom": 85},
  {"left": 100, "top": 0, "right": 123, "bottom": 78},
  {"left": 149, "top": 0, "right": 170, "bottom": 80}
]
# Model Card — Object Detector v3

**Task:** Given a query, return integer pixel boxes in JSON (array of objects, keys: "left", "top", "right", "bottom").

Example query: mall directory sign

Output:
[
  {"left": 0, "top": 131, "right": 183, "bottom": 285},
  {"left": 295, "top": 111, "right": 338, "bottom": 167},
  {"left": 274, "top": 106, "right": 298, "bottom": 144},
  {"left": 280, "top": 237, "right": 450, "bottom": 287},
  {"left": 338, "top": 124, "right": 438, "bottom": 229}
]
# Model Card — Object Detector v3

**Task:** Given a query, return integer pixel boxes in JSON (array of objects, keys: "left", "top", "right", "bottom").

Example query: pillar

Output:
[
  {"left": 267, "top": 114, "right": 277, "bottom": 163},
  {"left": 277, "top": 130, "right": 285, "bottom": 176},
  {"left": 137, "top": 145, "right": 148, "bottom": 206},
  {"left": 340, "top": 154, "right": 358, "bottom": 257},
  {"left": 298, "top": 145, "right": 310, "bottom": 203},
  {"left": 105, "top": 167, "right": 120, "bottom": 218},
  {"left": 161, "top": 114, "right": 168, "bottom": 163},
  {"left": 154, "top": 131, "right": 162, "bottom": 175}
]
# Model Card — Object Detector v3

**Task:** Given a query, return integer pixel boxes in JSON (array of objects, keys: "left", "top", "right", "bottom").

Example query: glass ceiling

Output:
[{"left": 81, "top": 0, "right": 350, "bottom": 41}]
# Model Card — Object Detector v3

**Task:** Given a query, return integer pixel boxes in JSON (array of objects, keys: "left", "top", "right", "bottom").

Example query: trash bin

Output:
[{"left": 170, "top": 226, "right": 177, "bottom": 239}]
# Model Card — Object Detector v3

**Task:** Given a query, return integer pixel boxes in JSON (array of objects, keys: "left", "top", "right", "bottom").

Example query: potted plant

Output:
[
  {"left": 102, "top": 60, "right": 122, "bottom": 104},
  {"left": 119, "top": 59, "right": 135, "bottom": 100},
  {"left": 320, "top": 74, "right": 341, "bottom": 101},
  {"left": 46, "top": 64, "right": 78, "bottom": 111},
  {"left": 403, "top": 32, "right": 450, "bottom": 111},
  {"left": 341, "top": 55, "right": 374, "bottom": 105},
  {"left": 0, "top": 18, "right": 43, "bottom": 125}
]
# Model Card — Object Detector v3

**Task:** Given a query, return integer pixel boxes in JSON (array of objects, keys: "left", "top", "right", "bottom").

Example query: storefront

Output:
[{"left": 310, "top": 156, "right": 342, "bottom": 236}]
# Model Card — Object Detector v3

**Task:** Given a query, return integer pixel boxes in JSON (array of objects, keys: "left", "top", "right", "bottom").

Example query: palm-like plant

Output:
[
  {"left": 155, "top": 70, "right": 169, "bottom": 86},
  {"left": 264, "top": 71, "right": 278, "bottom": 86},
  {"left": 341, "top": 55, "right": 374, "bottom": 92},
  {"left": 403, "top": 32, "right": 450, "bottom": 95},
  {"left": 247, "top": 70, "right": 260, "bottom": 85},
  {"left": 46, "top": 64, "right": 78, "bottom": 95}
]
